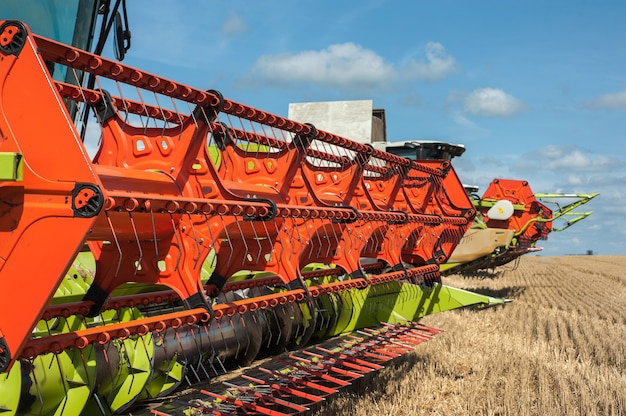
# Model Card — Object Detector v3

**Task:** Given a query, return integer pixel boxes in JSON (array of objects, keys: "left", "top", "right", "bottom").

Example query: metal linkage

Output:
[{"left": 534, "top": 192, "right": 598, "bottom": 232}]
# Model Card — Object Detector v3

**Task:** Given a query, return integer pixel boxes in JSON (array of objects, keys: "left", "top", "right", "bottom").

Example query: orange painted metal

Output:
[
  {"left": 479, "top": 178, "right": 553, "bottom": 246},
  {"left": 0, "top": 20, "right": 474, "bottom": 372},
  {"left": 0, "top": 21, "right": 102, "bottom": 369}
]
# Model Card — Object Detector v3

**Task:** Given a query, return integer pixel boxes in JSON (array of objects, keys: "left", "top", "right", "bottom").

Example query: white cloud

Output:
[
  {"left": 448, "top": 111, "right": 491, "bottom": 141},
  {"left": 252, "top": 41, "right": 456, "bottom": 89},
  {"left": 563, "top": 173, "right": 584, "bottom": 186},
  {"left": 463, "top": 88, "right": 527, "bottom": 117},
  {"left": 221, "top": 13, "right": 247, "bottom": 36},
  {"left": 507, "top": 146, "right": 622, "bottom": 193},
  {"left": 586, "top": 91, "right": 626, "bottom": 110},
  {"left": 534, "top": 145, "right": 620, "bottom": 172},
  {"left": 253, "top": 43, "right": 395, "bottom": 88},
  {"left": 406, "top": 42, "right": 457, "bottom": 82},
  {"left": 452, "top": 112, "right": 479, "bottom": 129}
]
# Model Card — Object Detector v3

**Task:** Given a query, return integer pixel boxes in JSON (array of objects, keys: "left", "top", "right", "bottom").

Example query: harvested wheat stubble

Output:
[{"left": 311, "top": 255, "right": 626, "bottom": 416}]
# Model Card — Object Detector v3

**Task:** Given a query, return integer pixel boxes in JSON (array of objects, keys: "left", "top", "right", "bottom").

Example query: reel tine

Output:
[
  {"left": 172, "top": 327, "right": 200, "bottom": 386},
  {"left": 26, "top": 360, "right": 46, "bottom": 414},
  {"left": 182, "top": 325, "right": 210, "bottom": 380},
  {"left": 169, "top": 213, "right": 183, "bottom": 272},
  {"left": 100, "top": 340, "right": 117, "bottom": 405},
  {"left": 229, "top": 316, "right": 242, "bottom": 361},
  {"left": 53, "top": 353, "right": 70, "bottom": 413},
  {"left": 105, "top": 212, "right": 124, "bottom": 277},
  {"left": 197, "top": 325, "right": 220, "bottom": 378},
  {"left": 214, "top": 355, "right": 227, "bottom": 376},
  {"left": 270, "top": 218, "right": 286, "bottom": 270},
  {"left": 128, "top": 211, "right": 143, "bottom": 274},
  {"left": 232, "top": 214, "right": 249, "bottom": 268},
  {"left": 249, "top": 213, "right": 263, "bottom": 265},
  {"left": 312, "top": 218, "right": 324, "bottom": 258},
  {"left": 327, "top": 217, "right": 341, "bottom": 259},
  {"left": 238, "top": 314, "right": 251, "bottom": 359},
  {"left": 213, "top": 321, "right": 228, "bottom": 374},
  {"left": 269, "top": 307, "right": 282, "bottom": 349},
  {"left": 183, "top": 213, "right": 202, "bottom": 269},
  {"left": 149, "top": 207, "right": 161, "bottom": 265},
  {"left": 218, "top": 214, "right": 235, "bottom": 268}
]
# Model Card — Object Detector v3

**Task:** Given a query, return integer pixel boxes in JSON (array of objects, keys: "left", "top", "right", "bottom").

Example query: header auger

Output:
[{"left": 0, "top": 20, "right": 502, "bottom": 415}]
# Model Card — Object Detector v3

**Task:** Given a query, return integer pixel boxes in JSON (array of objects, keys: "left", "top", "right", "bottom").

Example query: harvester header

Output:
[
  {"left": 442, "top": 178, "right": 598, "bottom": 275},
  {"left": 0, "top": 20, "right": 502, "bottom": 415}
]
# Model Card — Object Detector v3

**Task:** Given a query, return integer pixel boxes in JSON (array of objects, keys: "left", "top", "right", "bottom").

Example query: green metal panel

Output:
[
  {"left": 0, "top": 152, "right": 23, "bottom": 181},
  {"left": 474, "top": 198, "right": 525, "bottom": 211},
  {"left": 325, "top": 282, "right": 506, "bottom": 336},
  {"left": 409, "top": 283, "right": 507, "bottom": 316},
  {"left": 0, "top": 362, "right": 20, "bottom": 415}
]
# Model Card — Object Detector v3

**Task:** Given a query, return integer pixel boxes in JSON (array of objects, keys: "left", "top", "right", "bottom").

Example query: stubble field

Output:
[{"left": 311, "top": 255, "right": 626, "bottom": 416}]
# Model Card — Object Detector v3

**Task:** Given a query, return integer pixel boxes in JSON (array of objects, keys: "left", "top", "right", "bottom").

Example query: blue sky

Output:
[{"left": 91, "top": 1, "right": 626, "bottom": 255}]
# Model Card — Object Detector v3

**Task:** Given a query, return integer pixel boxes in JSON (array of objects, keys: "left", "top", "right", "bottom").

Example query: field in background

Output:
[{"left": 311, "top": 255, "right": 626, "bottom": 416}]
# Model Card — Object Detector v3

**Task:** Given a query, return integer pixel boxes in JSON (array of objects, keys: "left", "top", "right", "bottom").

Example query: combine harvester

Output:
[
  {"left": 0, "top": 10, "right": 505, "bottom": 415},
  {"left": 440, "top": 178, "right": 598, "bottom": 275},
  {"left": 289, "top": 103, "right": 599, "bottom": 278},
  {"left": 377, "top": 142, "right": 598, "bottom": 276}
]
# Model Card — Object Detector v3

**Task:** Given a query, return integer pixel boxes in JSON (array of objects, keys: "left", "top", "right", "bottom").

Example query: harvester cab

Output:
[
  {"left": 374, "top": 140, "right": 466, "bottom": 162},
  {"left": 2, "top": 0, "right": 131, "bottom": 77}
]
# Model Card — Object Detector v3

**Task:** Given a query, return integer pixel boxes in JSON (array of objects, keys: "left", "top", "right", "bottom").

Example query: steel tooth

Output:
[
  {"left": 198, "top": 325, "right": 221, "bottom": 377},
  {"left": 240, "top": 374, "right": 325, "bottom": 404},
  {"left": 201, "top": 389, "right": 293, "bottom": 416},
  {"left": 222, "top": 380, "right": 309, "bottom": 413},
  {"left": 315, "top": 346, "right": 384, "bottom": 371},
  {"left": 288, "top": 353, "right": 363, "bottom": 381},
  {"left": 258, "top": 367, "right": 338, "bottom": 396}
]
